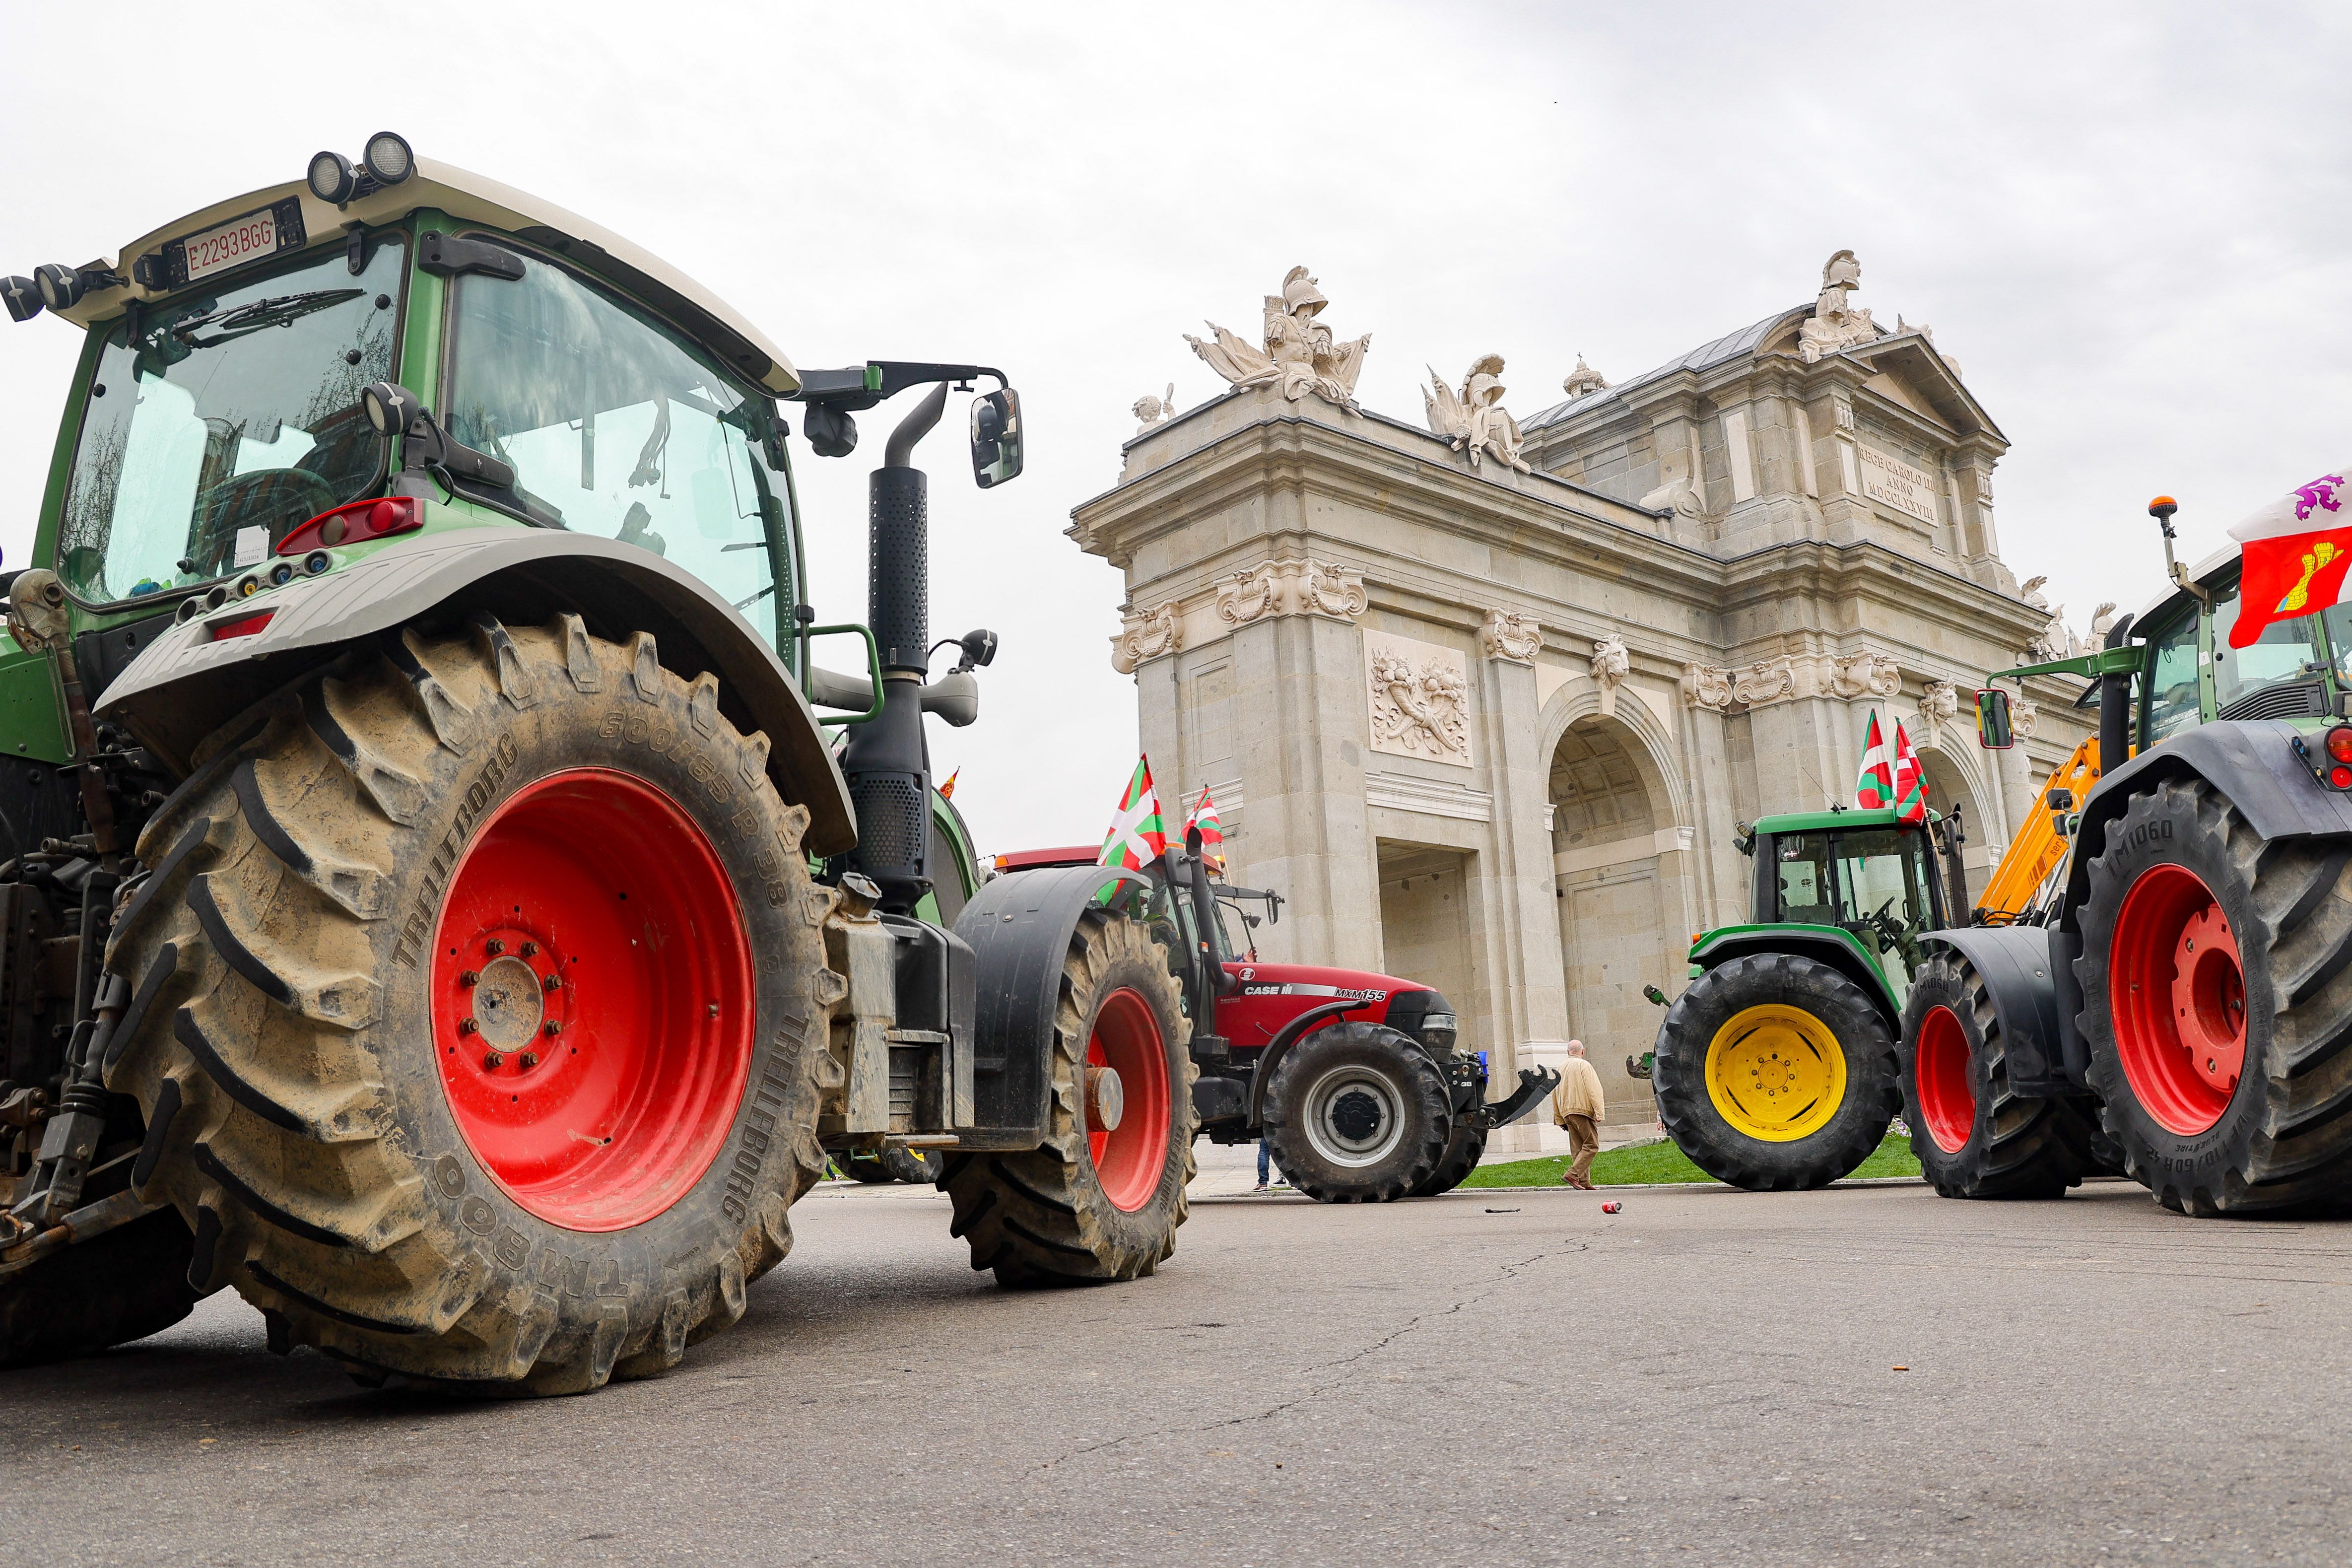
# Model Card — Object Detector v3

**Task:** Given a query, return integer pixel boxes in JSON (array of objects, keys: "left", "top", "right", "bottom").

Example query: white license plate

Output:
[{"left": 183, "top": 209, "right": 281, "bottom": 282}]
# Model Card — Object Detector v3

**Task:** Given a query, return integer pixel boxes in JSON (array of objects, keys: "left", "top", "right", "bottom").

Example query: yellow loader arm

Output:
[{"left": 1975, "top": 737, "right": 2105, "bottom": 924}]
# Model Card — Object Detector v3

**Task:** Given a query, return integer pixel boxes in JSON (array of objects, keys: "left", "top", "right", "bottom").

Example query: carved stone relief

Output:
[
  {"left": 1590, "top": 634, "right": 1630, "bottom": 718},
  {"left": 1364, "top": 631, "right": 1473, "bottom": 768},
  {"left": 1110, "top": 601, "right": 1182, "bottom": 675},
  {"left": 1683, "top": 663, "right": 1737, "bottom": 713},
  {"left": 2013, "top": 699, "right": 2038, "bottom": 740},
  {"left": 1480, "top": 609, "right": 1544, "bottom": 664},
  {"left": 1829, "top": 649, "right": 1902, "bottom": 699},
  {"left": 1215, "top": 558, "right": 1367, "bottom": 628},
  {"left": 1920, "top": 679, "right": 1962, "bottom": 725},
  {"left": 1684, "top": 649, "right": 1904, "bottom": 712},
  {"left": 1733, "top": 659, "right": 1797, "bottom": 707}
]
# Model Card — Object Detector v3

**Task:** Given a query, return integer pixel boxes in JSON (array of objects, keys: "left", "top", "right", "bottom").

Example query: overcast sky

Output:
[{"left": 3, "top": 1, "right": 2346, "bottom": 857}]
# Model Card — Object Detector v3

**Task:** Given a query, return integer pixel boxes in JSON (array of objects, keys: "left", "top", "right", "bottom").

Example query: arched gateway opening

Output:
[{"left": 1548, "top": 715, "right": 1681, "bottom": 1124}]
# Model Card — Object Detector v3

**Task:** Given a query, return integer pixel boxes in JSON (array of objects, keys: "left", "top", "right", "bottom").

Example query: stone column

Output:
[
  {"left": 1473, "top": 611, "right": 1572, "bottom": 1149},
  {"left": 1215, "top": 565, "right": 1380, "bottom": 971}
]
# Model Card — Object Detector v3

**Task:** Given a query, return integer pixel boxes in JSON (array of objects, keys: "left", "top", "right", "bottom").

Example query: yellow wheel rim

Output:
[{"left": 1703, "top": 1004, "right": 1848, "bottom": 1142}]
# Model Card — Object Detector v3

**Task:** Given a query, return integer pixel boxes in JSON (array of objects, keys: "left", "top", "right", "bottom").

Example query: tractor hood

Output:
[
  {"left": 1225, "top": 960, "right": 1421, "bottom": 1001},
  {"left": 30, "top": 156, "right": 799, "bottom": 398}
]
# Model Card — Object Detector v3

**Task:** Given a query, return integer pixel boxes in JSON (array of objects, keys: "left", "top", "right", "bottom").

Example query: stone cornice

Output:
[
  {"left": 1071, "top": 410, "right": 1712, "bottom": 597},
  {"left": 1079, "top": 398, "right": 1665, "bottom": 537},
  {"left": 1713, "top": 537, "right": 2047, "bottom": 650}
]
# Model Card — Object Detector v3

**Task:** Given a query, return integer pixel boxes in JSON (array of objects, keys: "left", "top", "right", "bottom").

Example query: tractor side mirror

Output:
[
  {"left": 970, "top": 389, "right": 1022, "bottom": 489},
  {"left": 1975, "top": 686, "right": 2015, "bottom": 750}
]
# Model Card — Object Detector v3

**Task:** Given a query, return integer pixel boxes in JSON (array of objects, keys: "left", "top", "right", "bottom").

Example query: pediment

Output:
[{"left": 1846, "top": 335, "right": 2004, "bottom": 443}]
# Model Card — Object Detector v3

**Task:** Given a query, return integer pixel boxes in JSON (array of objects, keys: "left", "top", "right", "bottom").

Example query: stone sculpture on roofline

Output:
[
  {"left": 1424, "top": 355, "right": 1533, "bottom": 474},
  {"left": 1798, "top": 249, "right": 1877, "bottom": 363},
  {"left": 1187, "top": 266, "right": 1373, "bottom": 410}
]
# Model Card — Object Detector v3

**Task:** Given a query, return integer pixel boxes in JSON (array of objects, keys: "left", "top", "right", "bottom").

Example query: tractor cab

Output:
[{"left": 1723, "top": 806, "right": 1949, "bottom": 1011}]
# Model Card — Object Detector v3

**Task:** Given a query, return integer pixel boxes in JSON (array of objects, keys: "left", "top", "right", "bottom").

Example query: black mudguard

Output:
[
  {"left": 2052, "top": 720, "right": 2352, "bottom": 1085},
  {"left": 952, "top": 864, "right": 1150, "bottom": 1151},
  {"left": 1920, "top": 925, "right": 2075, "bottom": 1096},
  {"left": 92, "top": 527, "right": 857, "bottom": 854},
  {"left": 1244, "top": 998, "right": 1369, "bottom": 1127}
]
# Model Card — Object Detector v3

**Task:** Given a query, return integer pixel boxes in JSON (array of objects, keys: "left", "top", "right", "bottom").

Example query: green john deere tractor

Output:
[
  {"left": 1648, "top": 806, "right": 1959, "bottom": 1189},
  {"left": 0, "top": 135, "right": 1203, "bottom": 1390}
]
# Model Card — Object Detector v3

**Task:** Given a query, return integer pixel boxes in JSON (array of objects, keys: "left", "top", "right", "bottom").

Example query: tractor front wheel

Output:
[
  {"left": 1652, "top": 953, "right": 1899, "bottom": 1190},
  {"left": 1899, "top": 952, "right": 2101, "bottom": 1199},
  {"left": 1261, "top": 1023, "right": 1452, "bottom": 1202},
  {"left": 942, "top": 910, "right": 1197, "bottom": 1284}
]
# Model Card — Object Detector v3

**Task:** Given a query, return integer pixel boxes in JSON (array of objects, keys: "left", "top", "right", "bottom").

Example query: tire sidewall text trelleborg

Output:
[
  {"left": 102, "top": 619, "right": 838, "bottom": 1391},
  {"left": 1653, "top": 952, "right": 1899, "bottom": 1190}
]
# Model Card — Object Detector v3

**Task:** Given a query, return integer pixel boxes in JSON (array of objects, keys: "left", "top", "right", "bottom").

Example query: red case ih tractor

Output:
[{"left": 995, "top": 836, "right": 1557, "bottom": 1200}]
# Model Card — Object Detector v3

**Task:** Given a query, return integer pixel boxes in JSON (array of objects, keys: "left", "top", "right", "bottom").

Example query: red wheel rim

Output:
[
  {"left": 1914, "top": 1005, "right": 1975, "bottom": 1155},
  {"left": 431, "top": 768, "right": 755, "bottom": 1231},
  {"left": 2109, "top": 863, "right": 2244, "bottom": 1136},
  {"left": 1084, "top": 987, "right": 1171, "bottom": 1213}
]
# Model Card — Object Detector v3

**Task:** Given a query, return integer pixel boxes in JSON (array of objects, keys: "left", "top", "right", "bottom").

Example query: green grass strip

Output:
[{"left": 1462, "top": 1129, "right": 1921, "bottom": 1188}]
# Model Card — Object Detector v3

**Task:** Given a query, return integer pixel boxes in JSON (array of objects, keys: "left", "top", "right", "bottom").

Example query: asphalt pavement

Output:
[{"left": 6, "top": 1156, "right": 2350, "bottom": 1567}]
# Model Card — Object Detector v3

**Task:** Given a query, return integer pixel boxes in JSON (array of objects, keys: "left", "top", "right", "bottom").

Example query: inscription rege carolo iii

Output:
[{"left": 1859, "top": 446, "right": 1940, "bottom": 524}]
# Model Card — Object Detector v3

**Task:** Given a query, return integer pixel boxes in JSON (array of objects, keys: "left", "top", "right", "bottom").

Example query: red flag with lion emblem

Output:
[{"left": 2228, "top": 465, "right": 2352, "bottom": 648}]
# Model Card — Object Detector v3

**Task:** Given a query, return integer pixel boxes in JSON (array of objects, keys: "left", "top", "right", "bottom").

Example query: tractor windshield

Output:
[
  {"left": 55, "top": 237, "right": 406, "bottom": 605},
  {"left": 443, "top": 248, "right": 795, "bottom": 651},
  {"left": 1772, "top": 826, "right": 1933, "bottom": 989}
]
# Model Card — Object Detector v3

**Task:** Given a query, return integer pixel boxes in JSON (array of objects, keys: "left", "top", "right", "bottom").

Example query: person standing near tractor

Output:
[{"left": 1551, "top": 1041, "right": 1607, "bottom": 1189}]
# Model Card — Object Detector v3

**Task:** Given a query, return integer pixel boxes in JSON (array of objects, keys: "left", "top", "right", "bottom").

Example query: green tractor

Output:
[
  {"left": 1905, "top": 494, "right": 2352, "bottom": 1216},
  {"left": 0, "top": 136, "right": 1203, "bottom": 1389},
  {"left": 1649, "top": 806, "right": 1960, "bottom": 1189}
]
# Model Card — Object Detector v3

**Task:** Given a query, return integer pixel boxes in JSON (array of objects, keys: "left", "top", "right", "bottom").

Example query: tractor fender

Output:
[
  {"left": 1687, "top": 928, "right": 1900, "bottom": 1028},
  {"left": 2043, "top": 718, "right": 2352, "bottom": 1092},
  {"left": 2064, "top": 720, "right": 2352, "bottom": 926},
  {"left": 951, "top": 863, "right": 1152, "bottom": 1150},
  {"left": 1244, "top": 997, "right": 1382, "bottom": 1128},
  {"left": 1919, "top": 925, "right": 2073, "bottom": 1096},
  {"left": 90, "top": 526, "right": 856, "bottom": 855}
]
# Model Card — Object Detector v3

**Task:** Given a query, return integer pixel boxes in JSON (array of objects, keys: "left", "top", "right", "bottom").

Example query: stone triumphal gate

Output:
[{"left": 1071, "top": 256, "right": 2094, "bottom": 1146}]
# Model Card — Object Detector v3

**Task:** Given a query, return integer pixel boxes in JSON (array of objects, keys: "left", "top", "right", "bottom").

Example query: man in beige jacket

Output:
[{"left": 1551, "top": 1040, "right": 1607, "bottom": 1190}]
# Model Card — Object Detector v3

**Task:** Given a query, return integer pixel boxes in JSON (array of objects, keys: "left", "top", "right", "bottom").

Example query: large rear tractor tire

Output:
[
  {"left": 1410, "top": 1114, "right": 1486, "bottom": 1197},
  {"left": 1261, "top": 1023, "right": 1451, "bottom": 1203},
  {"left": 0, "top": 1207, "right": 204, "bottom": 1367},
  {"left": 1900, "top": 952, "right": 2101, "bottom": 1199},
  {"left": 100, "top": 615, "right": 841, "bottom": 1393},
  {"left": 1653, "top": 953, "right": 1899, "bottom": 1190},
  {"left": 943, "top": 911, "right": 1197, "bottom": 1285},
  {"left": 2077, "top": 779, "right": 2352, "bottom": 1215}
]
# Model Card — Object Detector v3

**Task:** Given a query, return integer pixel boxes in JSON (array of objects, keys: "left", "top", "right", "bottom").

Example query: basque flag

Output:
[{"left": 2228, "top": 465, "right": 2352, "bottom": 647}]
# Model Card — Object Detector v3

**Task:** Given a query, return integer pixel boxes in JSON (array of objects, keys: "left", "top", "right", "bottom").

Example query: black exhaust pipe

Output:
[{"left": 837, "top": 384, "right": 950, "bottom": 914}]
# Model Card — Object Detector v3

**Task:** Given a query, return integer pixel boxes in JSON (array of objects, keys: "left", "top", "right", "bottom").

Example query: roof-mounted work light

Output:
[
  {"left": 307, "top": 133, "right": 415, "bottom": 207},
  {"left": 362, "top": 132, "right": 413, "bottom": 186},
  {"left": 33, "top": 265, "right": 86, "bottom": 312},
  {"left": 307, "top": 150, "right": 357, "bottom": 205},
  {"left": 1, "top": 276, "right": 39, "bottom": 323}
]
